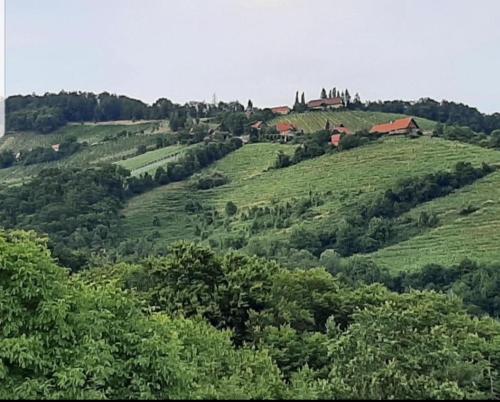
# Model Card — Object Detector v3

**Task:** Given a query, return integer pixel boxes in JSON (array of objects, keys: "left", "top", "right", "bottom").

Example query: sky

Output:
[{"left": 5, "top": 0, "right": 500, "bottom": 113}]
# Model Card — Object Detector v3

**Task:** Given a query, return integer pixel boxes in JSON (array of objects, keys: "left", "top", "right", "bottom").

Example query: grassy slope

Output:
[
  {"left": 271, "top": 110, "right": 436, "bottom": 133},
  {"left": 0, "top": 122, "right": 168, "bottom": 185},
  {"left": 121, "top": 143, "right": 297, "bottom": 242},
  {"left": 367, "top": 170, "right": 500, "bottom": 271},
  {"left": 121, "top": 137, "right": 500, "bottom": 264},
  {"left": 116, "top": 145, "right": 187, "bottom": 176}
]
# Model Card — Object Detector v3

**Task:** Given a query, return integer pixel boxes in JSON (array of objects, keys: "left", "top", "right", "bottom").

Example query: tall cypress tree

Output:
[
  {"left": 321, "top": 88, "right": 327, "bottom": 99},
  {"left": 301, "top": 92, "right": 305, "bottom": 105},
  {"left": 294, "top": 91, "right": 299, "bottom": 108}
]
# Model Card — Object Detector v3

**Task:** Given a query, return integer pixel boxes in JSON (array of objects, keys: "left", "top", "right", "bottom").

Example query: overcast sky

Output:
[{"left": 6, "top": 0, "right": 500, "bottom": 113}]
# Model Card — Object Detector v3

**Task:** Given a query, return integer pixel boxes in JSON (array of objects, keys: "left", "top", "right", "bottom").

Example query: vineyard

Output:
[
  {"left": 271, "top": 110, "right": 436, "bottom": 133},
  {"left": 121, "top": 136, "right": 500, "bottom": 262}
]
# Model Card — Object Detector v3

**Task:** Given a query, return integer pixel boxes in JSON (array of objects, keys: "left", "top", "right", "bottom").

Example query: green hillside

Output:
[
  {"left": 115, "top": 145, "right": 188, "bottom": 176},
  {"left": 0, "top": 121, "right": 168, "bottom": 185},
  {"left": 121, "top": 137, "right": 500, "bottom": 261},
  {"left": 368, "top": 170, "right": 500, "bottom": 271},
  {"left": 271, "top": 110, "right": 436, "bottom": 133}
]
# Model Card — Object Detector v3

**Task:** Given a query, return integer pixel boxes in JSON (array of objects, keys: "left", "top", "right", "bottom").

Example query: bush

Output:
[
  {"left": 225, "top": 201, "right": 238, "bottom": 216},
  {"left": 192, "top": 171, "right": 229, "bottom": 190}
]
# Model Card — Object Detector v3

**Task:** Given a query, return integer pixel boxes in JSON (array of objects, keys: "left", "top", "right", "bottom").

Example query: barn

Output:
[{"left": 370, "top": 117, "right": 420, "bottom": 135}]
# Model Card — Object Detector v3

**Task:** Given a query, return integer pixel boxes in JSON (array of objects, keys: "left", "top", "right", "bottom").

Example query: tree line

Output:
[
  {"left": 3, "top": 231, "right": 499, "bottom": 399},
  {"left": 355, "top": 97, "right": 500, "bottom": 134}
]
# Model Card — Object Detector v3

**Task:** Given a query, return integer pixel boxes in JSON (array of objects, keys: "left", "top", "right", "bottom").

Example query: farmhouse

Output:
[
  {"left": 330, "top": 125, "right": 352, "bottom": 147},
  {"left": 271, "top": 106, "right": 291, "bottom": 115},
  {"left": 331, "top": 134, "right": 342, "bottom": 147},
  {"left": 307, "top": 97, "right": 344, "bottom": 110},
  {"left": 276, "top": 122, "right": 298, "bottom": 140},
  {"left": 331, "top": 124, "right": 352, "bottom": 135},
  {"left": 370, "top": 117, "right": 420, "bottom": 136}
]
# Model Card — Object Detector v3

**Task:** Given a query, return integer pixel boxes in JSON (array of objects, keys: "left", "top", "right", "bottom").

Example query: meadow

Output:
[
  {"left": 116, "top": 145, "right": 187, "bottom": 175},
  {"left": 368, "top": 170, "right": 500, "bottom": 271},
  {"left": 271, "top": 110, "right": 436, "bottom": 133},
  {"left": 121, "top": 136, "right": 500, "bottom": 265},
  {"left": 0, "top": 122, "right": 167, "bottom": 184}
]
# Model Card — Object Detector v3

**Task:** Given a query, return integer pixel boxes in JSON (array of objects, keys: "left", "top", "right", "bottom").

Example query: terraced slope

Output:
[
  {"left": 271, "top": 110, "right": 436, "bottom": 133},
  {"left": 0, "top": 122, "right": 168, "bottom": 185},
  {"left": 368, "top": 170, "right": 500, "bottom": 271},
  {"left": 121, "top": 137, "right": 500, "bottom": 250},
  {"left": 116, "top": 145, "right": 187, "bottom": 176}
]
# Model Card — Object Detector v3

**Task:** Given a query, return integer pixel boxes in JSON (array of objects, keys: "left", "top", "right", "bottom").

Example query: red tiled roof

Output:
[
  {"left": 332, "top": 126, "right": 352, "bottom": 135},
  {"left": 331, "top": 134, "right": 342, "bottom": 146},
  {"left": 370, "top": 117, "right": 419, "bottom": 134},
  {"left": 271, "top": 106, "right": 291, "bottom": 114},
  {"left": 276, "top": 122, "right": 297, "bottom": 133},
  {"left": 307, "top": 97, "right": 344, "bottom": 108}
]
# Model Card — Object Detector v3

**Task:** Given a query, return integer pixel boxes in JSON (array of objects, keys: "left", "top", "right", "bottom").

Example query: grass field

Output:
[
  {"left": 116, "top": 145, "right": 188, "bottom": 176},
  {"left": 121, "top": 137, "right": 500, "bottom": 257},
  {"left": 0, "top": 122, "right": 173, "bottom": 185},
  {"left": 271, "top": 110, "right": 436, "bottom": 133},
  {"left": 367, "top": 170, "right": 500, "bottom": 271}
]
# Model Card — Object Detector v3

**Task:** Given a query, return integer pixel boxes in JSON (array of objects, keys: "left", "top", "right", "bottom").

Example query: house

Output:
[
  {"left": 329, "top": 124, "right": 352, "bottom": 147},
  {"left": 51, "top": 144, "right": 60, "bottom": 152},
  {"left": 331, "top": 124, "right": 352, "bottom": 135},
  {"left": 370, "top": 117, "right": 420, "bottom": 135},
  {"left": 271, "top": 106, "right": 291, "bottom": 115},
  {"left": 276, "top": 122, "right": 298, "bottom": 141},
  {"left": 307, "top": 97, "right": 344, "bottom": 110},
  {"left": 331, "top": 134, "right": 342, "bottom": 147}
]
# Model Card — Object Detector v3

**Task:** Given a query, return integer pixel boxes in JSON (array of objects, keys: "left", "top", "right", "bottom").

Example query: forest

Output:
[{"left": 2, "top": 230, "right": 500, "bottom": 400}]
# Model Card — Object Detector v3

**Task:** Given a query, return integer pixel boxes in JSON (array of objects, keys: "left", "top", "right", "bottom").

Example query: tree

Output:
[
  {"left": 225, "top": 201, "right": 238, "bottom": 216},
  {"left": 273, "top": 150, "right": 291, "bottom": 169},
  {"left": 294, "top": 91, "right": 300, "bottom": 110},
  {"left": 247, "top": 99, "right": 253, "bottom": 111},
  {"left": 489, "top": 129, "right": 500, "bottom": 148},
  {"left": 136, "top": 144, "right": 147, "bottom": 155},
  {"left": 344, "top": 89, "right": 351, "bottom": 105},
  {"left": 320, "top": 88, "right": 327, "bottom": 99},
  {"left": 301, "top": 92, "right": 306, "bottom": 105},
  {"left": 0, "top": 150, "right": 15, "bottom": 168},
  {"left": 325, "top": 119, "right": 331, "bottom": 131},
  {"left": 0, "top": 231, "right": 290, "bottom": 400}
]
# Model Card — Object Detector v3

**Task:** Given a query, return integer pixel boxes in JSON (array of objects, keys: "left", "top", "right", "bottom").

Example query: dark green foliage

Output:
[
  {"left": 192, "top": 170, "right": 229, "bottom": 190},
  {"left": 136, "top": 144, "right": 147, "bottom": 155},
  {"left": 358, "top": 97, "right": 500, "bottom": 134},
  {"left": 225, "top": 201, "right": 238, "bottom": 216},
  {"left": 0, "top": 231, "right": 291, "bottom": 400},
  {"left": 0, "top": 165, "right": 130, "bottom": 270},
  {"left": 0, "top": 150, "right": 15, "bottom": 168},
  {"left": 331, "top": 162, "right": 495, "bottom": 256}
]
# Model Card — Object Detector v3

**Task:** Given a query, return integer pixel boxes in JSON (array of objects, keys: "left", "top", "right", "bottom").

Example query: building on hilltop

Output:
[
  {"left": 330, "top": 124, "right": 353, "bottom": 147},
  {"left": 271, "top": 106, "right": 291, "bottom": 115},
  {"left": 307, "top": 97, "right": 344, "bottom": 110},
  {"left": 276, "top": 122, "right": 298, "bottom": 142},
  {"left": 370, "top": 117, "right": 420, "bottom": 136}
]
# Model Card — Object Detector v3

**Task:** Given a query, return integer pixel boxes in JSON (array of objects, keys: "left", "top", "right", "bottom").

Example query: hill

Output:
[
  {"left": 270, "top": 110, "right": 436, "bottom": 133},
  {"left": 0, "top": 121, "right": 168, "bottom": 185},
  {"left": 120, "top": 136, "right": 500, "bottom": 271},
  {"left": 367, "top": 169, "right": 500, "bottom": 271}
]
